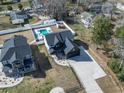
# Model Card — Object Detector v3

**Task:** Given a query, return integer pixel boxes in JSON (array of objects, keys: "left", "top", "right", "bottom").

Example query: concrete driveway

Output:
[{"left": 67, "top": 46, "right": 106, "bottom": 93}]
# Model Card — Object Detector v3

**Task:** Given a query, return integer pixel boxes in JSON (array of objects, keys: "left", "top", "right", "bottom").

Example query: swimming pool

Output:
[{"left": 33, "top": 27, "right": 52, "bottom": 43}]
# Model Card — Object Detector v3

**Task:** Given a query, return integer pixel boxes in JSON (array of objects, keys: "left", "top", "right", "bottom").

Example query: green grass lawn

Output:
[
  {"left": 69, "top": 23, "right": 85, "bottom": 32},
  {"left": 29, "top": 17, "right": 39, "bottom": 24}
]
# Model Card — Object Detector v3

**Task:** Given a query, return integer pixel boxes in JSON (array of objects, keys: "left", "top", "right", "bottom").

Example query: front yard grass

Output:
[
  {"left": 0, "top": 74, "right": 55, "bottom": 93},
  {"left": 29, "top": 17, "right": 39, "bottom": 24},
  {"left": 69, "top": 23, "right": 85, "bottom": 32}
]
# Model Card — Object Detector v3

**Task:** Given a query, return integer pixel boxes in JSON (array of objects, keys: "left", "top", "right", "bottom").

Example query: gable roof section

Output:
[
  {"left": 53, "top": 36, "right": 60, "bottom": 46},
  {"left": 45, "top": 30, "right": 74, "bottom": 46},
  {"left": 59, "top": 30, "right": 74, "bottom": 41},
  {"left": 0, "top": 35, "right": 31, "bottom": 62},
  {"left": 64, "top": 38, "right": 74, "bottom": 55},
  {"left": 10, "top": 11, "right": 28, "bottom": 20}
]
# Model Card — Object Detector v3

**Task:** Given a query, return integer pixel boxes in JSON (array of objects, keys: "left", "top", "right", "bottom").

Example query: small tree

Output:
[
  {"left": 92, "top": 15, "right": 112, "bottom": 48},
  {"left": 18, "top": 4, "right": 23, "bottom": 10},
  {"left": 7, "top": 5, "right": 13, "bottom": 11},
  {"left": 108, "top": 58, "right": 121, "bottom": 73}
]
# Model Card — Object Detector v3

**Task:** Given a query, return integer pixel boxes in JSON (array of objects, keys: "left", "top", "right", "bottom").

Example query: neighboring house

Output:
[
  {"left": 44, "top": 30, "right": 80, "bottom": 59},
  {"left": 77, "top": 0, "right": 102, "bottom": 4},
  {"left": 0, "top": 35, "right": 35, "bottom": 76},
  {"left": 10, "top": 11, "right": 28, "bottom": 25},
  {"left": 88, "top": 2, "right": 103, "bottom": 14},
  {"left": 30, "top": 0, "right": 43, "bottom": 10},
  {"left": 117, "top": 3, "right": 124, "bottom": 11},
  {"left": 102, "top": 2, "right": 115, "bottom": 14},
  {"left": 88, "top": 2, "right": 114, "bottom": 14},
  {"left": 80, "top": 12, "right": 94, "bottom": 28}
]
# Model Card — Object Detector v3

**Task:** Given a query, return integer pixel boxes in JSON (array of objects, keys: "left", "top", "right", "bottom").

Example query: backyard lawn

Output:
[
  {"left": 0, "top": 75, "right": 55, "bottom": 93},
  {"left": 0, "top": 45, "right": 83, "bottom": 93}
]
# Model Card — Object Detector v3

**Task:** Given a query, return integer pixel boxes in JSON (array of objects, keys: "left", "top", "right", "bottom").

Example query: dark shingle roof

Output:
[
  {"left": 53, "top": 36, "right": 60, "bottom": 46},
  {"left": 45, "top": 30, "right": 74, "bottom": 46},
  {"left": 10, "top": 11, "right": 28, "bottom": 20},
  {"left": 0, "top": 35, "right": 31, "bottom": 62},
  {"left": 64, "top": 38, "right": 74, "bottom": 55}
]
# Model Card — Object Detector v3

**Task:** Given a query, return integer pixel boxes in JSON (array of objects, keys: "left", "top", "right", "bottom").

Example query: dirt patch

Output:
[
  {"left": 97, "top": 76, "right": 122, "bottom": 93},
  {"left": 32, "top": 45, "right": 85, "bottom": 93},
  {"left": 0, "top": 44, "right": 84, "bottom": 93},
  {"left": 0, "top": 30, "right": 34, "bottom": 44},
  {"left": 0, "top": 16, "right": 19, "bottom": 30}
]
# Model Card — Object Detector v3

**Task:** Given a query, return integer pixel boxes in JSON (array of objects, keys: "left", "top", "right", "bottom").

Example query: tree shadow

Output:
[
  {"left": 74, "top": 39, "right": 89, "bottom": 50},
  {"left": 24, "top": 45, "right": 52, "bottom": 78}
]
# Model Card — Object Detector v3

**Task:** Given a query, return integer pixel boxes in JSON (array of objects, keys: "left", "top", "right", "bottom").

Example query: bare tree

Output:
[{"left": 46, "top": 0, "right": 67, "bottom": 20}]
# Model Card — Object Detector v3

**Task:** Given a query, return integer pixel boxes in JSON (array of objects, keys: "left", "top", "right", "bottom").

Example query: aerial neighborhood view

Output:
[{"left": 0, "top": 0, "right": 124, "bottom": 93}]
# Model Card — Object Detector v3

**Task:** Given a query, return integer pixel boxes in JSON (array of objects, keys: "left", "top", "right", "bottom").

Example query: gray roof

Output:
[
  {"left": 0, "top": 35, "right": 31, "bottom": 63},
  {"left": 10, "top": 11, "right": 28, "bottom": 20},
  {"left": 45, "top": 30, "right": 74, "bottom": 46},
  {"left": 53, "top": 36, "right": 60, "bottom": 46},
  {"left": 64, "top": 38, "right": 74, "bottom": 55}
]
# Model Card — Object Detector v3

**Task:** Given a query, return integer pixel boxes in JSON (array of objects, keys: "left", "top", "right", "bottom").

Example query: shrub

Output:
[
  {"left": 118, "top": 70, "right": 124, "bottom": 81},
  {"left": 108, "top": 58, "right": 121, "bottom": 73}
]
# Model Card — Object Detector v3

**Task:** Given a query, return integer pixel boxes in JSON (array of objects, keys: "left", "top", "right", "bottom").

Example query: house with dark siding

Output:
[
  {"left": 0, "top": 35, "right": 35, "bottom": 76},
  {"left": 9, "top": 11, "right": 28, "bottom": 25},
  {"left": 44, "top": 30, "right": 80, "bottom": 59}
]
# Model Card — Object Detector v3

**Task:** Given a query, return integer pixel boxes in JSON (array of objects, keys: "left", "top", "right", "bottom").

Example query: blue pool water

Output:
[
  {"left": 39, "top": 29, "right": 49, "bottom": 35},
  {"left": 33, "top": 28, "right": 51, "bottom": 40}
]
